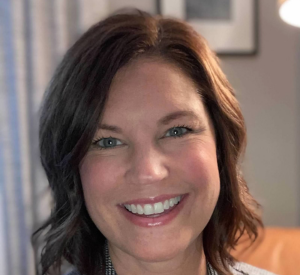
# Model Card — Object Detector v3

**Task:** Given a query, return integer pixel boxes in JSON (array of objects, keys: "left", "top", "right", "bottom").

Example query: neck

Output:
[{"left": 108, "top": 238, "right": 207, "bottom": 275}]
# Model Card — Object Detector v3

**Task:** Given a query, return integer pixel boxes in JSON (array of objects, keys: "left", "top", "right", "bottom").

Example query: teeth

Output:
[
  {"left": 137, "top": 204, "right": 144, "bottom": 215},
  {"left": 131, "top": 204, "right": 137, "bottom": 213},
  {"left": 163, "top": 200, "right": 170, "bottom": 209},
  {"left": 169, "top": 198, "right": 175, "bottom": 207},
  {"left": 154, "top": 202, "right": 164, "bottom": 214},
  {"left": 144, "top": 204, "right": 154, "bottom": 215},
  {"left": 124, "top": 195, "right": 182, "bottom": 216},
  {"left": 125, "top": 204, "right": 132, "bottom": 211}
]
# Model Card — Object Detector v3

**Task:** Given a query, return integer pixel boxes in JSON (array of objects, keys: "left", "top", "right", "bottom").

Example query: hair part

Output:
[{"left": 33, "top": 9, "right": 262, "bottom": 275}]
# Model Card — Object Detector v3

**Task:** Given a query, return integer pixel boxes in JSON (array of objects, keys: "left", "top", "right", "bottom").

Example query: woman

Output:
[{"left": 33, "top": 9, "right": 275, "bottom": 275}]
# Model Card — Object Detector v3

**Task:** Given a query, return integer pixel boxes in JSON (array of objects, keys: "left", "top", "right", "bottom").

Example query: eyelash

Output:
[{"left": 91, "top": 124, "right": 194, "bottom": 150}]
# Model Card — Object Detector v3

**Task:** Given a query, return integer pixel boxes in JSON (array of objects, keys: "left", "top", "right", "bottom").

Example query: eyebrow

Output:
[{"left": 98, "top": 110, "right": 200, "bottom": 134}]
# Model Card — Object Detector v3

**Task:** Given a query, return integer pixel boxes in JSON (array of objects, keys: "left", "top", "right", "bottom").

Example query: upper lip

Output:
[{"left": 121, "top": 193, "right": 185, "bottom": 205}]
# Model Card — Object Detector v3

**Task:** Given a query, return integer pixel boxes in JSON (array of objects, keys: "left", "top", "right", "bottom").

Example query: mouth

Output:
[
  {"left": 119, "top": 194, "right": 188, "bottom": 227},
  {"left": 122, "top": 195, "right": 183, "bottom": 217}
]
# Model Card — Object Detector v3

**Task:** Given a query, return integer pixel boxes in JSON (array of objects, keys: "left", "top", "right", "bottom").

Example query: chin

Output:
[
  {"left": 132, "top": 246, "right": 182, "bottom": 263},
  {"left": 124, "top": 235, "right": 193, "bottom": 263}
]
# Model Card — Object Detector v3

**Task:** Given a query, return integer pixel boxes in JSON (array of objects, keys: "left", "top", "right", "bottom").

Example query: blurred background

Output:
[{"left": 1, "top": 0, "right": 300, "bottom": 274}]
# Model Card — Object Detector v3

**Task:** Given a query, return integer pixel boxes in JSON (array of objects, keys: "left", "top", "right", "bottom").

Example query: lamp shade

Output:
[{"left": 278, "top": 0, "right": 300, "bottom": 27}]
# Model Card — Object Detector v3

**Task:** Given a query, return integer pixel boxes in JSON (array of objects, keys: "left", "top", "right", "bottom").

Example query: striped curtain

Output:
[{"left": 0, "top": 0, "right": 110, "bottom": 274}]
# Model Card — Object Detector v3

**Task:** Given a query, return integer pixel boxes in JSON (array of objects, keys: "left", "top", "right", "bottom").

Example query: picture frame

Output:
[
  {"left": 157, "top": 0, "right": 258, "bottom": 56},
  {"left": 109, "top": 0, "right": 160, "bottom": 16}
]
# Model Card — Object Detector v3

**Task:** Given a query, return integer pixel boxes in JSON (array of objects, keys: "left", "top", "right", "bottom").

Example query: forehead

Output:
[
  {"left": 103, "top": 58, "right": 204, "bottom": 116},
  {"left": 97, "top": 58, "right": 216, "bottom": 138}
]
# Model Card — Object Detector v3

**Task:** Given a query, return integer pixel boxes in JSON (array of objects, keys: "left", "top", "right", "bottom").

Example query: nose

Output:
[{"left": 125, "top": 144, "right": 169, "bottom": 186}]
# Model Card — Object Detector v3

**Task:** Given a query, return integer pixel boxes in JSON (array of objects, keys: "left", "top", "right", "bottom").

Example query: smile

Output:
[
  {"left": 123, "top": 195, "right": 182, "bottom": 216},
  {"left": 119, "top": 194, "right": 188, "bottom": 227}
]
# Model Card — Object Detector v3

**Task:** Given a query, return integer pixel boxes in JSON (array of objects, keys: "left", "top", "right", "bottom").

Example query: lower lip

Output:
[{"left": 119, "top": 195, "right": 188, "bottom": 227}]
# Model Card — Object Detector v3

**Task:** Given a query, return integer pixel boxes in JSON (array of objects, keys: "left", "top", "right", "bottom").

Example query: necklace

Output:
[{"left": 104, "top": 241, "right": 217, "bottom": 275}]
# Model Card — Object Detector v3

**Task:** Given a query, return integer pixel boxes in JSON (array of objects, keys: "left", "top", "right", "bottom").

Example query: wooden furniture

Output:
[{"left": 230, "top": 227, "right": 300, "bottom": 275}]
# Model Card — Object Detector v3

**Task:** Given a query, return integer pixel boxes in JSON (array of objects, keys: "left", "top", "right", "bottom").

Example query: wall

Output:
[{"left": 220, "top": 0, "right": 300, "bottom": 226}]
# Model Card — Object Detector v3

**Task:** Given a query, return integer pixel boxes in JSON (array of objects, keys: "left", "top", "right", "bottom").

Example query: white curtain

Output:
[{"left": 0, "top": 0, "right": 111, "bottom": 274}]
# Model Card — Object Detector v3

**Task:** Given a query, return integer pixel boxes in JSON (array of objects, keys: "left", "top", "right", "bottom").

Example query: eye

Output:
[
  {"left": 92, "top": 125, "right": 193, "bottom": 150},
  {"left": 165, "top": 125, "right": 192, "bottom": 138},
  {"left": 92, "top": 136, "right": 123, "bottom": 150}
]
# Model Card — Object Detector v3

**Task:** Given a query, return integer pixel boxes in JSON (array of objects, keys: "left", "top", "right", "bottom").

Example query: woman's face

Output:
[{"left": 79, "top": 58, "right": 220, "bottom": 263}]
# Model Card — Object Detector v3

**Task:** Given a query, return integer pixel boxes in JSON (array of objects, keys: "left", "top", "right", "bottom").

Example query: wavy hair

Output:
[{"left": 32, "top": 9, "right": 263, "bottom": 275}]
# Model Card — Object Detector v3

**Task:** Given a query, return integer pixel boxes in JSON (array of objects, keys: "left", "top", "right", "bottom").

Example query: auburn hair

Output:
[{"left": 33, "top": 9, "right": 262, "bottom": 275}]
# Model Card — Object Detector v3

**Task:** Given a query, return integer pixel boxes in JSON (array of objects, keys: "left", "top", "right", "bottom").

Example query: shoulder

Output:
[{"left": 230, "top": 262, "right": 277, "bottom": 275}]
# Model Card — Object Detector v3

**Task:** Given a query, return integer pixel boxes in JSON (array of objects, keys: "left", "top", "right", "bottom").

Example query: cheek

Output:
[
  {"left": 181, "top": 144, "right": 220, "bottom": 227},
  {"left": 179, "top": 143, "right": 220, "bottom": 193},
  {"left": 79, "top": 156, "right": 120, "bottom": 199},
  {"left": 79, "top": 156, "right": 124, "bottom": 235}
]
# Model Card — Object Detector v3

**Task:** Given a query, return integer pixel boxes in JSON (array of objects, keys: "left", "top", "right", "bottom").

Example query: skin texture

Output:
[{"left": 79, "top": 58, "right": 220, "bottom": 275}]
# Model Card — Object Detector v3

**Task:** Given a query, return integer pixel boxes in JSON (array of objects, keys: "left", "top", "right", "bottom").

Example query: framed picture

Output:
[
  {"left": 109, "top": 0, "right": 160, "bottom": 15},
  {"left": 158, "top": 0, "right": 258, "bottom": 56}
]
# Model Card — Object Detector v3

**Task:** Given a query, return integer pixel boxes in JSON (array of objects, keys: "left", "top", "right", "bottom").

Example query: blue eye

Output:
[
  {"left": 92, "top": 125, "right": 193, "bottom": 150},
  {"left": 93, "top": 136, "right": 122, "bottom": 149},
  {"left": 165, "top": 126, "right": 190, "bottom": 138}
]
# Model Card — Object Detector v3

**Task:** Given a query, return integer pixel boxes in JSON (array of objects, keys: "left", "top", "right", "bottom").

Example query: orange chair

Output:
[{"left": 230, "top": 227, "right": 300, "bottom": 275}]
